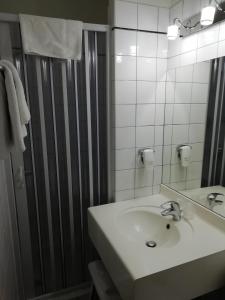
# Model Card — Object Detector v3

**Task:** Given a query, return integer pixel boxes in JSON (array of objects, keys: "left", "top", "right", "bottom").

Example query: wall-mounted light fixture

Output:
[{"left": 167, "top": 0, "right": 224, "bottom": 41}]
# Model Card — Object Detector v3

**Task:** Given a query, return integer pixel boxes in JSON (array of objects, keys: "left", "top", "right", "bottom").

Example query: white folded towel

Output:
[
  {"left": 0, "top": 60, "right": 31, "bottom": 152},
  {"left": 19, "top": 14, "right": 83, "bottom": 60}
]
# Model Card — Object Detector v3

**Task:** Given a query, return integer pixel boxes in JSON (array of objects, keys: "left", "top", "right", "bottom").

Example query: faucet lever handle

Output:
[
  {"left": 160, "top": 201, "right": 179, "bottom": 210},
  {"left": 207, "top": 193, "right": 224, "bottom": 201}
]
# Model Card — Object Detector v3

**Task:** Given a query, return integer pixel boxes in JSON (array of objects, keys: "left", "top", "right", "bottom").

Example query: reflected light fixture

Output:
[
  {"left": 167, "top": 24, "right": 179, "bottom": 40},
  {"left": 167, "top": 0, "right": 225, "bottom": 41},
  {"left": 200, "top": 6, "right": 216, "bottom": 26},
  {"left": 167, "top": 18, "right": 200, "bottom": 40}
]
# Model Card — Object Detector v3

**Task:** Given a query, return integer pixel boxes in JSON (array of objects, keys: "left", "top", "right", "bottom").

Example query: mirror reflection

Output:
[{"left": 163, "top": 57, "right": 225, "bottom": 218}]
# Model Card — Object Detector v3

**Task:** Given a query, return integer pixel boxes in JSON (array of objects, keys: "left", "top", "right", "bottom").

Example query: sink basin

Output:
[
  {"left": 117, "top": 206, "right": 193, "bottom": 247},
  {"left": 88, "top": 187, "right": 225, "bottom": 300}
]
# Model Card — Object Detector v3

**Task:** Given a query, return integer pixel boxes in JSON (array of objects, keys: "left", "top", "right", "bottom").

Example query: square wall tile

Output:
[
  {"left": 136, "top": 126, "right": 155, "bottom": 147},
  {"left": 154, "top": 145, "right": 163, "bottom": 166},
  {"left": 157, "top": 59, "right": 167, "bottom": 81},
  {"left": 171, "top": 145, "right": 180, "bottom": 164},
  {"left": 167, "top": 69, "right": 176, "bottom": 82},
  {"left": 115, "top": 56, "right": 136, "bottom": 80},
  {"left": 115, "top": 81, "right": 137, "bottom": 105},
  {"left": 165, "top": 104, "right": 173, "bottom": 124},
  {"left": 219, "top": 22, "right": 225, "bottom": 41},
  {"left": 115, "top": 105, "right": 136, "bottom": 127},
  {"left": 158, "top": 8, "right": 169, "bottom": 32},
  {"left": 175, "top": 83, "right": 192, "bottom": 103},
  {"left": 135, "top": 187, "right": 153, "bottom": 198},
  {"left": 138, "top": 4, "right": 158, "bottom": 31},
  {"left": 155, "top": 104, "right": 165, "bottom": 125},
  {"left": 181, "top": 34, "right": 198, "bottom": 54},
  {"left": 135, "top": 166, "right": 154, "bottom": 187},
  {"left": 180, "top": 51, "right": 197, "bottom": 67},
  {"left": 154, "top": 165, "right": 162, "bottom": 185},
  {"left": 166, "top": 82, "right": 175, "bottom": 103},
  {"left": 155, "top": 126, "right": 164, "bottom": 145},
  {"left": 115, "top": 169, "right": 135, "bottom": 191},
  {"left": 115, "top": 127, "right": 135, "bottom": 149},
  {"left": 190, "top": 104, "right": 207, "bottom": 124},
  {"left": 157, "top": 35, "right": 168, "bottom": 58},
  {"left": 218, "top": 40, "right": 225, "bottom": 58},
  {"left": 137, "top": 57, "right": 157, "bottom": 81},
  {"left": 191, "top": 143, "right": 204, "bottom": 162},
  {"left": 114, "top": 0, "right": 138, "bottom": 29},
  {"left": 137, "top": 32, "right": 157, "bottom": 57},
  {"left": 136, "top": 104, "right": 155, "bottom": 126},
  {"left": 162, "top": 165, "right": 170, "bottom": 184},
  {"left": 172, "top": 125, "right": 189, "bottom": 145},
  {"left": 115, "top": 189, "right": 134, "bottom": 201},
  {"left": 187, "top": 162, "right": 202, "bottom": 180},
  {"left": 164, "top": 125, "right": 172, "bottom": 145},
  {"left": 176, "top": 65, "right": 193, "bottom": 83},
  {"left": 193, "top": 62, "right": 211, "bottom": 83},
  {"left": 153, "top": 185, "right": 161, "bottom": 195},
  {"left": 163, "top": 145, "right": 172, "bottom": 165},
  {"left": 173, "top": 104, "right": 190, "bottom": 124},
  {"left": 170, "top": 164, "right": 187, "bottom": 183},
  {"left": 192, "top": 83, "right": 209, "bottom": 103},
  {"left": 189, "top": 124, "right": 205, "bottom": 143},
  {"left": 115, "top": 149, "right": 136, "bottom": 170},
  {"left": 137, "top": 81, "right": 156, "bottom": 103},
  {"left": 168, "top": 39, "right": 181, "bottom": 57},
  {"left": 156, "top": 82, "right": 166, "bottom": 103},
  {"left": 114, "top": 29, "right": 137, "bottom": 56},
  {"left": 167, "top": 55, "right": 181, "bottom": 70},
  {"left": 197, "top": 24, "right": 219, "bottom": 48},
  {"left": 197, "top": 43, "right": 218, "bottom": 63}
]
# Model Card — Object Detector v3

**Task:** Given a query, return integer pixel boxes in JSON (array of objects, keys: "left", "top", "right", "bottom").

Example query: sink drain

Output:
[{"left": 146, "top": 241, "right": 157, "bottom": 248}]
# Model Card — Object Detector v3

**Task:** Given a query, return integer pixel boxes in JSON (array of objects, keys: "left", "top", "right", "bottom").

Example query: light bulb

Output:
[
  {"left": 167, "top": 24, "right": 179, "bottom": 40},
  {"left": 200, "top": 6, "right": 216, "bottom": 26}
]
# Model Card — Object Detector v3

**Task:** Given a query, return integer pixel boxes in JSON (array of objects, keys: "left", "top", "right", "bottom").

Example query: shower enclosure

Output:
[{"left": 0, "top": 15, "right": 111, "bottom": 300}]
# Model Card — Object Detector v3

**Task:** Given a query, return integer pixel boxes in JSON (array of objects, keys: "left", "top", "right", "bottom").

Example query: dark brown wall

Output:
[{"left": 0, "top": 0, "right": 109, "bottom": 24}]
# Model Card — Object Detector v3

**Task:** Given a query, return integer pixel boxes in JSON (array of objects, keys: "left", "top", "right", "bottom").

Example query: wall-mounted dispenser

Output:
[
  {"left": 177, "top": 145, "right": 192, "bottom": 168},
  {"left": 138, "top": 148, "right": 155, "bottom": 166}
]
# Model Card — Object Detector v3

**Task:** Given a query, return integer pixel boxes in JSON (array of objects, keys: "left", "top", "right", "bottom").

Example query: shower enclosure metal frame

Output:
[{"left": 0, "top": 13, "right": 113, "bottom": 299}]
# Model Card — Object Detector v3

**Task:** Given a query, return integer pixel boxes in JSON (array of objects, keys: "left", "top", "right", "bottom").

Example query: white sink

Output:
[
  {"left": 117, "top": 206, "right": 193, "bottom": 247},
  {"left": 88, "top": 186, "right": 225, "bottom": 300}
]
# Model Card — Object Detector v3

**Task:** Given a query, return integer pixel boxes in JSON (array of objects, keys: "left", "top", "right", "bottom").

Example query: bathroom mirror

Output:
[{"left": 163, "top": 56, "right": 225, "bottom": 218}]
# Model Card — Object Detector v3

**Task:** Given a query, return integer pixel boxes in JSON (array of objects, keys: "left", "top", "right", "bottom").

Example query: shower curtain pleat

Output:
[{"left": 9, "top": 22, "right": 108, "bottom": 298}]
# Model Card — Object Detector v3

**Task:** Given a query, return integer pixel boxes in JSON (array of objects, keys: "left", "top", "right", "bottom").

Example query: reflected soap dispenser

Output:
[{"left": 177, "top": 145, "right": 192, "bottom": 168}]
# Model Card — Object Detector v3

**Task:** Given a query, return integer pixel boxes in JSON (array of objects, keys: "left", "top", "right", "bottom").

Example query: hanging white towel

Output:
[
  {"left": 0, "top": 60, "right": 30, "bottom": 152},
  {"left": 0, "top": 72, "right": 13, "bottom": 159},
  {"left": 19, "top": 14, "right": 83, "bottom": 60}
]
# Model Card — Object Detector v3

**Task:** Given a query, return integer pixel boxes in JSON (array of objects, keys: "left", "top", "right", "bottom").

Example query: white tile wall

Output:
[
  {"left": 137, "top": 32, "right": 157, "bottom": 57},
  {"left": 138, "top": 5, "right": 158, "bottom": 31},
  {"left": 164, "top": 61, "right": 210, "bottom": 190},
  {"left": 112, "top": 0, "right": 169, "bottom": 201},
  {"left": 111, "top": 0, "right": 225, "bottom": 200},
  {"left": 114, "top": 0, "right": 138, "bottom": 29}
]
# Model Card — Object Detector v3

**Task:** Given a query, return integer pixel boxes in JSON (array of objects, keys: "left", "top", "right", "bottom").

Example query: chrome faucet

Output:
[
  {"left": 161, "top": 201, "right": 182, "bottom": 221},
  {"left": 207, "top": 193, "right": 224, "bottom": 209}
]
